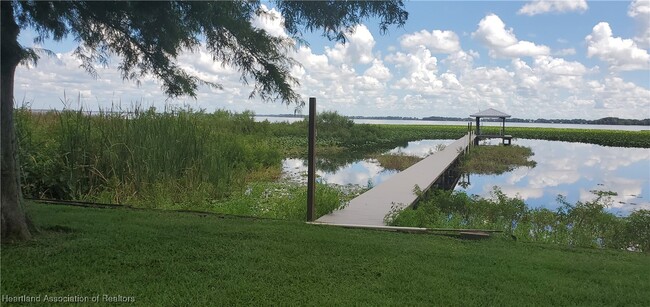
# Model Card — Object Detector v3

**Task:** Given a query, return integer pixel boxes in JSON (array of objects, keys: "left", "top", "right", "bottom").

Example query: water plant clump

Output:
[
  {"left": 208, "top": 182, "right": 347, "bottom": 220},
  {"left": 388, "top": 188, "right": 650, "bottom": 252},
  {"left": 460, "top": 144, "right": 536, "bottom": 175},
  {"left": 373, "top": 154, "right": 423, "bottom": 171}
]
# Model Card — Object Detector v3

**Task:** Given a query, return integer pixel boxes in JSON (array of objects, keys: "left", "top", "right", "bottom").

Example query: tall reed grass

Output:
[{"left": 16, "top": 107, "right": 281, "bottom": 208}]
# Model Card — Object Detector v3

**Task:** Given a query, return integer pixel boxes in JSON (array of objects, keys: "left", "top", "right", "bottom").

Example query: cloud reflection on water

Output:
[
  {"left": 458, "top": 139, "right": 650, "bottom": 215},
  {"left": 282, "top": 158, "right": 396, "bottom": 187},
  {"left": 282, "top": 138, "right": 650, "bottom": 215},
  {"left": 387, "top": 139, "right": 454, "bottom": 157}
]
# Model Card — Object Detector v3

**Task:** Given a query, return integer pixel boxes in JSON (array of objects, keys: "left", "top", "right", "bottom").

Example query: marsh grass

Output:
[
  {"left": 374, "top": 154, "right": 422, "bottom": 171},
  {"left": 460, "top": 144, "right": 536, "bottom": 174},
  {"left": 391, "top": 188, "right": 650, "bottom": 252},
  {"left": 16, "top": 108, "right": 362, "bottom": 220},
  {"left": 209, "top": 182, "right": 346, "bottom": 220},
  {"left": 17, "top": 107, "right": 281, "bottom": 208}
]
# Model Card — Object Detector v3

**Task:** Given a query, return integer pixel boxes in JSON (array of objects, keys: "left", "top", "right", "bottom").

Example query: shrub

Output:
[{"left": 623, "top": 210, "right": 650, "bottom": 252}]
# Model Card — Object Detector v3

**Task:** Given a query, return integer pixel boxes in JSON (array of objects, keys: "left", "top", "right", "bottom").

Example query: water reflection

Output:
[
  {"left": 282, "top": 158, "right": 397, "bottom": 187},
  {"left": 281, "top": 138, "right": 650, "bottom": 215},
  {"left": 387, "top": 139, "right": 453, "bottom": 157},
  {"left": 456, "top": 139, "right": 650, "bottom": 215},
  {"left": 282, "top": 139, "right": 453, "bottom": 186}
]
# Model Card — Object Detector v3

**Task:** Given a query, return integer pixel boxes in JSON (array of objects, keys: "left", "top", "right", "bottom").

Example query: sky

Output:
[{"left": 15, "top": 0, "right": 650, "bottom": 120}]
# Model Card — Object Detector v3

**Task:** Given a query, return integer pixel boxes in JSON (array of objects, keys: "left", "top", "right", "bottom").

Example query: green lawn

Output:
[{"left": 2, "top": 203, "right": 649, "bottom": 306}]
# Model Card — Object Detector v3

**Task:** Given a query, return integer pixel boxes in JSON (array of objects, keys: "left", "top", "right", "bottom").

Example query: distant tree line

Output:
[
  {"left": 420, "top": 116, "right": 650, "bottom": 126},
  {"left": 349, "top": 115, "right": 419, "bottom": 120},
  {"left": 262, "top": 113, "right": 649, "bottom": 126},
  {"left": 504, "top": 117, "right": 650, "bottom": 126}
]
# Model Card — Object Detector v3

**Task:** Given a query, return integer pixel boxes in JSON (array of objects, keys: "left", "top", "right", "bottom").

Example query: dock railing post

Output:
[
  {"left": 474, "top": 117, "right": 480, "bottom": 146},
  {"left": 467, "top": 123, "right": 470, "bottom": 152},
  {"left": 307, "top": 97, "right": 316, "bottom": 221},
  {"left": 468, "top": 122, "right": 473, "bottom": 151}
]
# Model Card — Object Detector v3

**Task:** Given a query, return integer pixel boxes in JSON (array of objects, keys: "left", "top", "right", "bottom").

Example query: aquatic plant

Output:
[
  {"left": 390, "top": 188, "right": 649, "bottom": 252},
  {"left": 374, "top": 153, "right": 422, "bottom": 171},
  {"left": 460, "top": 144, "right": 537, "bottom": 175}
]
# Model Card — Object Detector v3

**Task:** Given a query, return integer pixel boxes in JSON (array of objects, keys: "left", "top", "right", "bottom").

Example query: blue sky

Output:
[{"left": 15, "top": 1, "right": 650, "bottom": 119}]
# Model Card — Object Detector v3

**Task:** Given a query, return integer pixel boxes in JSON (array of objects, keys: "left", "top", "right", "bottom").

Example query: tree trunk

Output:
[{"left": 1, "top": 1, "right": 32, "bottom": 242}]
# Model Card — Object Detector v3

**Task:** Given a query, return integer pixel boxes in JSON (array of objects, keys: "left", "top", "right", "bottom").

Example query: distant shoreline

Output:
[
  {"left": 23, "top": 108, "right": 649, "bottom": 127},
  {"left": 258, "top": 114, "right": 650, "bottom": 127}
]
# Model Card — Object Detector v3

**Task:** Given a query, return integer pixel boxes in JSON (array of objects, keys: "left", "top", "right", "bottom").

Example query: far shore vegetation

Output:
[{"left": 263, "top": 113, "right": 650, "bottom": 126}]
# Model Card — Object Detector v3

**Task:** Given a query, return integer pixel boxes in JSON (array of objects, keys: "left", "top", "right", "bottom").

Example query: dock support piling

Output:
[{"left": 307, "top": 97, "right": 316, "bottom": 221}]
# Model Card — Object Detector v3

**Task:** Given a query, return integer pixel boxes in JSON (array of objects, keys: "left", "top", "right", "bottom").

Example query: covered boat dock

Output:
[{"left": 470, "top": 108, "right": 512, "bottom": 145}]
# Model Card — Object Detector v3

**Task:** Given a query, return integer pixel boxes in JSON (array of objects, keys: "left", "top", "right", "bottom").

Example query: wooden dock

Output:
[{"left": 315, "top": 133, "right": 476, "bottom": 226}]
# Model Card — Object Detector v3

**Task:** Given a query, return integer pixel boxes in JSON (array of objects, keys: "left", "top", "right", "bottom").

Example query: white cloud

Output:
[
  {"left": 511, "top": 58, "right": 540, "bottom": 89},
  {"left": 529, "top": 56, "right": 588, "bottom": 91},
  {"left": 474, "top": 15, "right": 517, "bottom": 48},
  {"left": 459, "top": 66, "right": 515, "bottom": 106},
  {"left": 442, "top": 50, "right": 477, "bottom": 73},
  {"left": 628, "top": 0, "right": 650, "bottom": 48},
  {"left": 472, "top": 14, "right": 550, "bottom": 58},
  {"left": 13, "top": 6, "right": 650, "bottom": 121},
  {"left": 292, "top": 43, "right": 395, "bottom": 111},
  {"left": 381, "top": 34, "right": 648, "bottom": 119},
  {"left": 386, "top": 46, "right": 443, "bottom": 94},
  {"left": 518, "top": 0, "right": 588, "bottom": 16},
  {"left": 533, "top": 56, "right": 587, "bottom": 76},
  {"left": 364, "top": 59, "right": 391, "bottom": 81},
  {"left": 586, "top": 77, "right": 650, "bottom": 111},
  {"left": 585, "top": 22, "right": 650, "bottom": 71},
  {"left": 324, "top": 25, "right": 376, "bottom": 65},
  {"left": 251, "top": 5, "right": 288, "bottom": 38},
  {"left": 554, "top": 48, "right": 576, "bottom": 56},
  {"left": 16, "top": 50, "right": 174, "bottom": 110},
  {"left": 499, "top": 186, "right": 544, "bottom": 200},
  {"left": 500, "top": 41, "right": 551, "bottom": 58},
  {"left": 399, "top": 29, "right": 461, "bottom": 53},
  {"left": 386, "top": 46, "right": 438, "bottom": 76}
]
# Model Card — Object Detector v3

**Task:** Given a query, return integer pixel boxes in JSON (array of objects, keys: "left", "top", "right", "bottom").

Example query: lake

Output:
[
  {"left": 256, "top": 116, "right": 649, "bottom": 131},
  {"left": 282, "top": 138, "right": 650, "bottom": 216}
]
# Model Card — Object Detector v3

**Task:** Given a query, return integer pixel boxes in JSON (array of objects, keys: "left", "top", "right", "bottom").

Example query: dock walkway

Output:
[{"left": 315, "top": 133, "right": 475, "bottom": 226}]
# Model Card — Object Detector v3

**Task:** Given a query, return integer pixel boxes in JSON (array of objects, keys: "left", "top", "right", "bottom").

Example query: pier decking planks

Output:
[{"left": 315, "top": 134, "right": 475, "bottom": 226}]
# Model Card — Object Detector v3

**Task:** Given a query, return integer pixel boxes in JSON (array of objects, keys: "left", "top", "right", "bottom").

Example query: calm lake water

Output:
[
  {"left": 456, "top": 139, "right": 650, "bottom": 216},
  {"left": 256, "top": 116, "right": 649, "bottom": 131},
  {"left": 281, "top": 139, "right": 453, "bottom": 187},
  {"left": 282, "top": 139, "right": 650, "bottom": 216}
]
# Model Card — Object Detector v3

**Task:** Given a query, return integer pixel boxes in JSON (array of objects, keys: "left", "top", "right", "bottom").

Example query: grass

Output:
[
  {"left": 460, "top": 144, "right": 536, "bottom": 175},
  {"left": 2, "top": 203, "right": 649, "bottom": 306},
  {"left": 373, "top": 154, "right": 423, "bottom": 171},
  {"left": 14, "top": 108, "right": 650, "bottom": 221}
]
